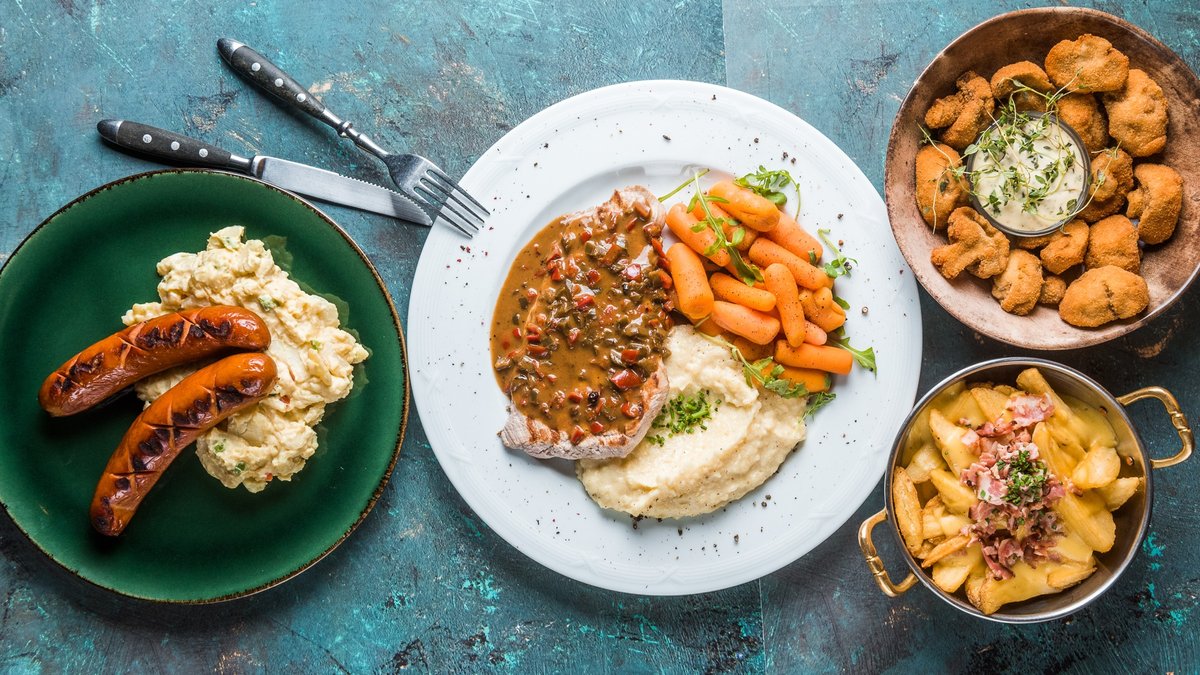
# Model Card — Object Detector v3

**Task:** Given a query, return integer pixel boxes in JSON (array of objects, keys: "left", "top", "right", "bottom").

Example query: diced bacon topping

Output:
[{"left": 959, "top": 390, "right": 1063, "bottom": 579}]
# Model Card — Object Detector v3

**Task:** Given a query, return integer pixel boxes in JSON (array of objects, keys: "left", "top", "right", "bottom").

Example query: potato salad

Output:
[{"left": 125, "top": 226, "right": 369, "bottom": 492}]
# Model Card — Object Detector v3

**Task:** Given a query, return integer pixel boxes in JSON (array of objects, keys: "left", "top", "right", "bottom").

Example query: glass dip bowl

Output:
[{"left": 965, "top": 112, "right": 1092, "bottom": 239}]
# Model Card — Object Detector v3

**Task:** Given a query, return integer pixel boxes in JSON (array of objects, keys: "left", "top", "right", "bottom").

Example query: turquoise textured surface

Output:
[{"left": 1, "top": 0, "right": 1197, "bottom": 671}]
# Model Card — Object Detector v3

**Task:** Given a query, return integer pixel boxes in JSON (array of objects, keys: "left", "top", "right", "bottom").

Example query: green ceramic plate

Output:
[{"left": 0, "top": 169, "right": 408, "bottom": 602}]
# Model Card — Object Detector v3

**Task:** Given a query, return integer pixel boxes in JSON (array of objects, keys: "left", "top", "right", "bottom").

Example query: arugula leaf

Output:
[
  {"left": 804, "top": 392, "right": 836, "bottom": 418},
  {"left": 818, "top": 228, "right": 857, "bottom": 279},
  {"left": 659, "top": 168, "right": 710, "bottom": 203},
  {"left": 830, "top": 331, "right": 877, "bottom": 374},
  {"left": 736, "top": 165, "right": 803, "bottom": 218}
]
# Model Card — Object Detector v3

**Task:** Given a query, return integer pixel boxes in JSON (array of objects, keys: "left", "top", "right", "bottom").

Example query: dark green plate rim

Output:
[{"left": 0, "top": 168, "right": 410, "bottom": 604}]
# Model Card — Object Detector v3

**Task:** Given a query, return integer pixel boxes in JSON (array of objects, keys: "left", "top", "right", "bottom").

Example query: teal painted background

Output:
[{"left": 1, "top": 0, "right": 1197, "bottom": 671}]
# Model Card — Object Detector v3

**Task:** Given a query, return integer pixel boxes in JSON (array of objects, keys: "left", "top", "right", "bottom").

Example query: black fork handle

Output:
[{"left": 217, "top": 38, "right": 390, "bottom": 159}]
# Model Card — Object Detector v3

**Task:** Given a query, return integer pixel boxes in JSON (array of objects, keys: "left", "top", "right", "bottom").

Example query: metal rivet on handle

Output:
[
  {"left": 251, "top": 62, "right": 261, "bottom": 72},
  {"left": 274, "top": 78, "right": 283, "bottom": 87},
  {"left": 170, "top": 141, "right": 180, "bottom": 151},
  {"left": 199, "top": 148, "right": 209, "bottom": 158},
  {"left": 297, "top": 93, "right": 307, "bottom": 103},
  {"left": 142, "top": 134, "right": 152, "bottom": 143}
]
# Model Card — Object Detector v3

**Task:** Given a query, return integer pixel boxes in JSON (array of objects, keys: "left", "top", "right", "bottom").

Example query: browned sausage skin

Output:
[
  {"left": 39, "top": 306, "right": 271, "bottom": 417},
  {"left": 89, "top": 352, "right": 278, "bottom": 536}
]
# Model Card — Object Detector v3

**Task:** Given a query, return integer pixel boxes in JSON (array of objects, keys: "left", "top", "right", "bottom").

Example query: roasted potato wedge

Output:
[
  {"left": 892, "top": 467, "right": 925, "bottom": 555},
  {"left": 929, "top": 409, "right": 976, "bottom": 475},
  {"left": 906, "top": 443, "right": 946, "bottom": 483},
  {"left": 929, "top": 468, "right": 978, "bottom": 515},
  {"left": 1097, "top": 476, "right": 1142, "bottom": 511},
  {"left": 1053, "top": 491, "right": 1116, "bottom": 553},
  {"left": 1072, "top": 446, "right": 1121, "bottom": 490}
]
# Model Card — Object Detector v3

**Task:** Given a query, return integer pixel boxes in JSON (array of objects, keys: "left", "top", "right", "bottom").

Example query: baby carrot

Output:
[
  {"left": 798, "top": 288, "right": 846, "bottom": 332},
  {"left": 691, "top": 202, "right": 758, "bottom": 252},
  {"left": 710, "top": 272, "right": 777, "bottom": 312},
  {"left": 758, "top": 363, "right": 831, "bottom": 393},
  {"left": 693, "top": 318, "right": 727, "bottom": 338},
  {"left": 711, "top": 301, "right": 781, "bottom": 345},
  {"left": 774, "top": 341, "right": 853, "bottom": 375},
  {"left": 763, "top": 263, "right": 806, "bottom": 347},
  {"left": 733, "top": 335, "right": 773, "bottom": 362},
  {"left": 666, "top": 203, "right": 731, "bottom": 267},
  {"left": 748, "top": 238, "right": 833, "bottom": 290},
  {"left": 763, "top": 210, "right": 822, "bottom": 263},
  {"left": 709, "top": 181, "right": 781, "bottom": 232},
  {"left": 667, "top": 242, "right": 714, "bottom": 321},
  {"left": 804, "top": 322, "right": 828, "bottom": 345}
]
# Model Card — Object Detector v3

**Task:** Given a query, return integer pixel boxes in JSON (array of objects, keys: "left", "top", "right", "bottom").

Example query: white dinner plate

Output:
[{"left": 409, "top": 80, "right": 922, "bottom": 595}]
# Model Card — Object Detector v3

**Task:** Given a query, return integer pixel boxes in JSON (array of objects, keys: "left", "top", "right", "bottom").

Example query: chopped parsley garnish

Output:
[
  {"left": 646, "top": 390, "right": 716, "bottom": 445},
  {"left": 257, "top": 296, "right": 277, "bottom": 312},
  {"left": 212, "top": 441, "right": 225, "bottom": 454},
  {"left": 999, "top": 448, "right": 1051, "bottom": 506},
  {"left": 310, "top": 340, "right": 322, "bottom": 350},
  {"left": 818, "top": 229, "right": 857, "bottom": 279},
  {"left": 232, "top": 461, "right": 246, "bottom": 475},
  {"left": 735, "top": 165, "right": 802, "bottom": 218}
]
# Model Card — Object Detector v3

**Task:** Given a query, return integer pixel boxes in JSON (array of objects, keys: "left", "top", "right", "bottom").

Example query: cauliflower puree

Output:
[
  {"left": 577, "top": 326, "right": 806, "bottom": 518},
  {"left": 125, "top": 226, "right": 369, "bottom": 492}
]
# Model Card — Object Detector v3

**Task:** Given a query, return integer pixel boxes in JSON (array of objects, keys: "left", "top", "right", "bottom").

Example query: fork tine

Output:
[
  {"left": 423, "top": 171, "right": 489, "bottom": 221},
  {"left": 414, "top": 184, "right": 474, "bottom": 237},
  {"left": 426, "top": 168, "right": 490, "bottom": 217},
  {"left": 418, "top": 177, "right": 482, "bottom": 232}
]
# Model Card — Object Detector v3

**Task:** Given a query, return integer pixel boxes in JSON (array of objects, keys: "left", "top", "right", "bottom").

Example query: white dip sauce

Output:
[{"left": 969, "top": 116, "right": 1087, "bottom": 233}]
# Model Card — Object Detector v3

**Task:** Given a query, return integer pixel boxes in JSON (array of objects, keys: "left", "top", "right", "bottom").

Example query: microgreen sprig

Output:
[
  {"left": 830, "top": 328, "right": 877, "bottom": 374},
  {"left": 817, "top": 229, "right": 856, "bottom": 279},
  {"left": 735, "top": 165, "right": 803, "bottom": 218},
  {"left": 691, "top": 173, "right": 764, "bottom": 285}
]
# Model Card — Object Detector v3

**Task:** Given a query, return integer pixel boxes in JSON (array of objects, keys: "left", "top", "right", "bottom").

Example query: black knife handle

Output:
[
  {"left": 97, "top": 119, "right": 252, "bottom": 172},
  {"left": 218, "top": 38, "right": 391, "bottom": 160}
]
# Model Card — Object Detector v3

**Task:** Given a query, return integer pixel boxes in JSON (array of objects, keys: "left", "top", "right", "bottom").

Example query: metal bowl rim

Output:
[{"left": 881, "top": 357, "right": 1153, "bottom": 624}]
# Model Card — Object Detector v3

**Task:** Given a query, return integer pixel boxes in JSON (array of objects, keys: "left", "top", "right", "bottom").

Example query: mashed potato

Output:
[
  {"left": 577, "top": 325, "right": 806, "bottom": 518},
  {"left": 125, "top": 226, "right": 368, "bottom": 492}
]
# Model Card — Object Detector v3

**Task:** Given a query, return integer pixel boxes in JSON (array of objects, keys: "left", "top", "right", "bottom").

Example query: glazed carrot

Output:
[
  {"left": 709, "top": 181, "right": 781, "bottom": 232},
  {"left": 774, "top": 341, "right": 853, "bottom": 375},
  {"left": 711, "top": 301, "right": 781, "bottom": 346},
  {"left": 759, "top": 363, "right": 831, "bottom": 393},
  {"left": 666, "top": 203, "right": 731, "bottom": 267},
  {"left": 748, "top": 238, "right": 833, "bottom": 290},
  {"left": 798, "top": 288, "right": 846, "bottom": 332},
  {"left": 710, "top": 273, "right": 777, "bottom": 312},
  {"left": 733, "top": 335, "right": 773, "bottom": 362},
  {"left": 763, "top": 264, "right": 806, "bottom": 347},
  {"left": 691, "top": 202, "right": 758, "bottom": 252},
  {"left": 764, "top": 210, "right": 822, "bottom": 263},
  {"left": 667, "top": 242, "right": 714, "bottom": 321},
  {"left": 804, "top": 322, "right": 828, "bottom": 346}
]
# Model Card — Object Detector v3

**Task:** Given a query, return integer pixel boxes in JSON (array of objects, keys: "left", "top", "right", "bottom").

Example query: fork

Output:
[{"left": 217, "top": 38, "right": 488, "bottom": 237}]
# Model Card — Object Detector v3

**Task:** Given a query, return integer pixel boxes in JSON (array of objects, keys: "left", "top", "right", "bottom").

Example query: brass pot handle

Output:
[
  {"left": 858, "top": 509, "right": 917, "bottom": 597},
  {"left": 1117, "top": 386, "right": 1194, "bottom": 469}
]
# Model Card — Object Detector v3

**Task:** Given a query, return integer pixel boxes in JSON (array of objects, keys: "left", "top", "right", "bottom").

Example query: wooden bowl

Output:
[{"left": 884, "top": 7, "right": 1200, "bottom": 350}]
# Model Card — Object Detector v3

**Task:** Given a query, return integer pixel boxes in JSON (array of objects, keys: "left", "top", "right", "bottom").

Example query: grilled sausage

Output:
[
  {"left": 89, "top": 352, "right": 278, "bottom": 536},
  {"left": 39, "top": 306, "right": 271, "bottom": 417}
]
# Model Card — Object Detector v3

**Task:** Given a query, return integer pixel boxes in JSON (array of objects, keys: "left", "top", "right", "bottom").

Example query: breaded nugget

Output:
[
  {"left": 1045, "top": 34, "right": 1130, "bottom": 93},
  {"left": 992, "top": 61, "right": 1053, "bottom": 97},
  {"left": 930, "top": 207, "right": 1011, "bottom": 280},
  {"left": 1103, "top": 69, "right": 1168, "bottom": 157},
  {"left": 1086, "top": 215, "right": 1141, "bottom": 273},
  {"left": 1076, "top": 193, "right": 1124, "bottom": 223},
  {"left": 992, "top": 62, "right": 1053, "bottom": 112},
  {"left": 1055, "top": 93, "right": 1108, "bottom": 152},
  {"left": 1089, "top": 148, "right": 1134, "bottom": 203},
  {"left": 1059, "top": 266, "right": 1149, "bottom": 327},
  {"left": 1039, "top": 275, "right": 1068, "bottom": 306},
  {"left": 1039, "top": 220, "right": 1089, "bottom": 274},
  {"left": 1127, "top": 163, "right": 1183, "bottom": 245},
  {"left": 925, "top": 72, "right": 995, "bottom": 151},
  {"left": 1014, "top": 232, "right": 1056, "bottom": 250},
  {"left": 915, "top": 143, "right": 969, "bottom": 230},
  {"left": 991, "top": 250, "right": 1044, "bottom": 315}
]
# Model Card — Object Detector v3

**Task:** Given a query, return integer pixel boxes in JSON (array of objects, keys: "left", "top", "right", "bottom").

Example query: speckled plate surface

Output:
[
  {"left": 0, "top": 169, "right": 408, "bottom": 602},
  {"left": 884, "top": 7, "right": 1200, "bottom": 350},
  {"left": 409, "top": 81, "right": 922, "bottom": 595}
]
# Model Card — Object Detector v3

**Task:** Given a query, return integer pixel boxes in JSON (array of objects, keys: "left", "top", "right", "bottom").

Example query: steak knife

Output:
[{"left": 96, "top": 119, "right": 432, "bottom": 225}]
